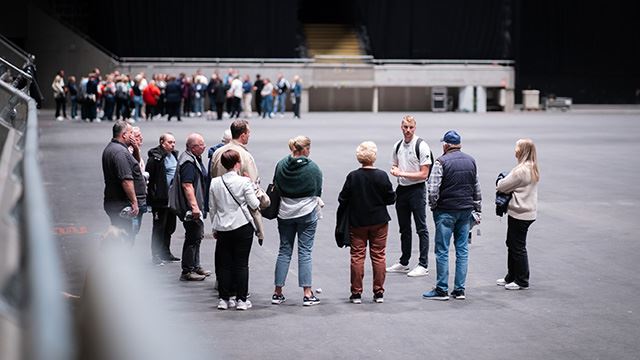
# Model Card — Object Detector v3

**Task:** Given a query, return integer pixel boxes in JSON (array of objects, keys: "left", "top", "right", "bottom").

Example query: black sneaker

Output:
[
  {"left": 451, "top": 289, "right": 466, "bottom": 300},
  {"left": 162, "top": 254, "right": 181, "bottom": 262},
  {"left": 349, "top": 293, "right": 362, "bottom": 304},
  {"left": 373, "top": 292, "right": 384, "bottom": 303},
  {"left": 271, "top": 293, "right": 286, "bottom": 305},
  {"left": 303, "top": 294, "right": 320, "bottom": 306}
]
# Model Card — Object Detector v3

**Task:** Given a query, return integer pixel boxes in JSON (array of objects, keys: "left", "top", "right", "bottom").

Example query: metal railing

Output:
[{"left": 0, "top": 65, "right": 74, "bottom": 360}]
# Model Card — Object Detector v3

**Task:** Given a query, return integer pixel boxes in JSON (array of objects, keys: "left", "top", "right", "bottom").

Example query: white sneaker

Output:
[
  {"left": 56, "top": 116, "right": 64, "bottom": 121},
  {"left": 228, "top": 296, "right": 236, "bottom": 308},
  {"left": 505, "top": 282, "right": 528, "bottom": 290},
  {"left": 407, "top": 265, "right": 429, "bottom": 277},
  {"left": 236, "top": 300, "right": 252, "bottom": 310},
  {"left": 217, "top": 299, "right": 228, "bottom": 310},
  {"left": 496, "top": 278, "right": 507, "bottom": 286},
  {"left": 386, "top": 263, "right": 410, "bottom": 273}
]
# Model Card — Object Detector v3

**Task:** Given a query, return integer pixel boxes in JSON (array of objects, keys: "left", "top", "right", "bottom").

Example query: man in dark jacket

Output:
[
  {"left": 422, "top": 130, "right": 481, "bottom": 301},
  {"left": 146, "top": 133, "right": 180, "bottom": 265},
  {"left": 165, "top": 76, "right": 182, "bottom": 121}
]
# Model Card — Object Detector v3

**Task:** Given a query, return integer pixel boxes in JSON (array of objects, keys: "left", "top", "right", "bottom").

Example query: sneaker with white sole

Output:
[
  {"left": 496, "top": 278, "right": 507, "bottom": 286},
  {"left": 505, "top": 282, "right": 528, "bottom": 290},
  {"left": 217, "top": 299, "right": 229, "bottom": 310},
  {"left": 386, "top": 263, "right": 410, "bottom": 273},
  {"left": 407, "top": 265, "right": 429, "bottom": 277},
  {"left": 303, "top": 294, "right": 320, "bottom": 306},
  {"left": 228, "top": 296, "right": 236, "bottom": 308},
  {"left": 422, "top": 288, "right": 449, "bottom": 301},
  {"left": 451, "top": 289, "right": 466, "bottom": 300},
  {"left": 373, "top": 292, "right": 384, "bottom": 303},
  {"left": 349, "top": 294, "right": 362, "bottom": 304},
  {"left": 271, "top": 293, "right": 286, "bottom": 305},
  {"left": 236, "top": 300, "right": 252, "bottom": 310}
]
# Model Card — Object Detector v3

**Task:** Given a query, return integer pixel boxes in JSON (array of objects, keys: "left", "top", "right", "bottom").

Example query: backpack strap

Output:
[{"left": 395, "top": 137, "right": 423, "bottom": 163}]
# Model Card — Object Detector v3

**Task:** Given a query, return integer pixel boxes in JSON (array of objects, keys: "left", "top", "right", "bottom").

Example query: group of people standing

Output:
[
  {"left": 53, "top": 68, "right": 303, "bottom": 123},
  {"left": 101, "top": 114, "right": 539, "bottom": 310}
]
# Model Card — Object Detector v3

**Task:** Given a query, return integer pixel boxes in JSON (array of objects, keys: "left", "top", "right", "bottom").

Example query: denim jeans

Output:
[
  {"left": 261, "top": 95, "right": 273, "bottom": 118},
  {"left": 395, "top": 183, "right": 430, "bottom": 268},
  {"left": 70, "top": 96, "right": 78, "bottom": 118},
  {"left": 277, "top": 92, "right": 287, "bottom": 114},
  {"left": 133, "top": 95, "right": 143, "bottom": 121},
  {"left": 433, "top": 209, "right": 472, "bottom": 292},
  {"left": 275, "top": 209, "right": 318, "bottom": 287}
]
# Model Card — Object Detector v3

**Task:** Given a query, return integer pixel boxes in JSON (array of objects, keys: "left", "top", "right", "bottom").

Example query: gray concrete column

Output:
[
  {"left": 372, "top": 87, "right": 379, "bottom": 113},
  {"left": 301, "top": 89, "right": 309, "bottom": 113},
  {"left": 503, "top": 89, "right": 515, "bottom": 112}
]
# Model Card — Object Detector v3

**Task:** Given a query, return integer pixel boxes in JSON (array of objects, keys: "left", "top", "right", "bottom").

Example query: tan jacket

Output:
[
  {"left": 496, "top": 164, "right": 538, "bottom": 221},
  {"left": 210, "top": 140, "right": 259, "bottom": 182}
]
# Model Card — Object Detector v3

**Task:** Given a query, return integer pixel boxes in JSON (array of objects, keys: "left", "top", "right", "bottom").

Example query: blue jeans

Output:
[
  {"left": 433, "top": 209, "right": 472, "bottom": 292},
  {"left": 275, "top": 209, "right": 318, "bottom": 287},
  {"left": 261, "top": 95, "right": 273, "bottom": 118},
  {"left": 277, "top": 92, "right": 287, "bottom": 114},
  {"left": 395, "top": 183, "right": 429, "bottom": 267},
  {"left": 133, "top": 95, "right": 143, "bottom": 121}
]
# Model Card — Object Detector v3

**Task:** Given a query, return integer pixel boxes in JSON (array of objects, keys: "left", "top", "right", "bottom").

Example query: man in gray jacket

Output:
[{"left": 422, "top": 130, "right": 481, "bottom": 301}]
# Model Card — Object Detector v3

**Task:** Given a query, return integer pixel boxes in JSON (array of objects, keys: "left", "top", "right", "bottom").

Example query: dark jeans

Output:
[
  {"left": 293, "top": 96, "right": 301, "bottom": 118},
  {"left": 55, "top": 97, "right": 66, "bottom": 118},
  {"left": 145, "top": 104, "right": 157, "bottom": 119},
  {"left": 215, "top": 102, "right": 225, "bottom": 120},
  {"left": 104, "top": 202, "right": 133, "bottom": 242},
  {"left": 216, "top": 223, "right": 253, "bottom": 301},
  {"left": 181, "top": 218, "right": 204, "bottom": 273},
  {"left": 229, "top": 97, "right": 241, "bottom": 118},
  {"left": 255, "top": 93, "right": 262, "bottom": 115},
  {"left": 151, "top": 207, "right": 177, "bottom": 258},
  {"left": 70, "top": 96, "right": 78, "bottom": 118},
  {"left": 395, "top": 183, "right": 429, "bottom": 268},
  {"left": 167, "top": 101, "right": 181, "bottom": 121},
  {"left": 103, "top": 95, "right": 115, "bottom": 120},
  {"left": 504, "top": 216, "right": 535, "bottom": 287}
]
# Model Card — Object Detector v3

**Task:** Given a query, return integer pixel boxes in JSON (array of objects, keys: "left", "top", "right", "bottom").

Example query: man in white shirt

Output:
[{"left": 387, "top": 115, "right": 432, "bottom": 277}]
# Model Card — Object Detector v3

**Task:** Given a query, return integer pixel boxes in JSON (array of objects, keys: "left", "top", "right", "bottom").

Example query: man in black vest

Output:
[{"left": 422, "top": 130, "right": 481, "bottom": 301}]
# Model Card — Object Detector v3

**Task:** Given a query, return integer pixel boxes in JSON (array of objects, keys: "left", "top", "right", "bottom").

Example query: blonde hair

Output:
[
  {"left": 288, "top": 135, "right": 311, "bottom": 154},
  {"left": 356, "top": 141, "right": 377, "bottom": 165},
  {"left": 401, "top": 115, "right": 416, "bottom": 125},
  {"left": 515, "top": 138, "right": 540, "bottom": 183}
]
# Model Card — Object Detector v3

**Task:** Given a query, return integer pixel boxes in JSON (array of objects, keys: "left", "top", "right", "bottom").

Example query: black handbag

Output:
[
  {"left": 260, "top": 183, "right": 281, "bottom": 220},
  {"left": 335, "top": 203, "right": 350, "bottom": 248}
]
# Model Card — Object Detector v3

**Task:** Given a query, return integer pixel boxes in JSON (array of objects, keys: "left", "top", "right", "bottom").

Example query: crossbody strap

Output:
[{"left": 221, "top": 177, "right": 242, "bottom": 207}]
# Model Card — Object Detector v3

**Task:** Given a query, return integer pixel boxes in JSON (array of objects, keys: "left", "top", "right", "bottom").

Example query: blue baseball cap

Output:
[{"left": 441, "top": 130, "right": 461, "bottom": 145}]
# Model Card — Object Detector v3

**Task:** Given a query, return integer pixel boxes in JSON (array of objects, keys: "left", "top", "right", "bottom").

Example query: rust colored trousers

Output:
[{"left": 350, "top": 223, "right": 388, "bottom": 295}]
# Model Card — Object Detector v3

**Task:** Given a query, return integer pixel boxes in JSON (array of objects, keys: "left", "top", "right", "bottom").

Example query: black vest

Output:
[{"left": 436, "top": 149, "right": 477, "bottom": 210}]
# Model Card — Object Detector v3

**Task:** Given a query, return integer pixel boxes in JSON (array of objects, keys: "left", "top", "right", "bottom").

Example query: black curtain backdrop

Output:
[
  {"left": 85, "top": 0, "right": 298, "bottom": 58},
  {"left": 355, "top": 0, "right": 507, "bottom": 59}
]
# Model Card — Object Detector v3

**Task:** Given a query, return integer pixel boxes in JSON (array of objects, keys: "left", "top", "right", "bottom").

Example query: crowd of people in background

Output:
[{"left": 52, "top": 67, "right": 303, "bottom": 123}]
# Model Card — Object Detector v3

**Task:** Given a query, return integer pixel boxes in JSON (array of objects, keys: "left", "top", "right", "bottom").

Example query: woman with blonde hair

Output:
[
  {"left": 496, "top": 138, "right": 540, "bottom": 290},
  {"left": 338, "top": 141, "right": 396, "bottom": 303},
  {"left": 271, "top": 136, "right": 323, "bottom": 306}
]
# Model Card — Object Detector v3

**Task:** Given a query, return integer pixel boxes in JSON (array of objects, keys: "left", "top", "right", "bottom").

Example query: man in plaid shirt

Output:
[{"left": 423, "top": 130, "right": 481, "bottom": 301}]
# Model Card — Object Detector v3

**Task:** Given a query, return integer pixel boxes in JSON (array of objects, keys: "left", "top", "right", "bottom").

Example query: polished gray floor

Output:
[{"left": 40, "top": 107, "right": 640, "bottom": 360}]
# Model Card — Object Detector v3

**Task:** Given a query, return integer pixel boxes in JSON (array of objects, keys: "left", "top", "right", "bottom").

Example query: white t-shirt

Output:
[{"left": 391, "top": 136, "right": 432, "bottom": 186}]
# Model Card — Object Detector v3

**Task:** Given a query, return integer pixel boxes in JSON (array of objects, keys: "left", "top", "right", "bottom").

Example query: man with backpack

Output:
[{"left": 387, "top": 115, "right": 433, "bottom": 277}]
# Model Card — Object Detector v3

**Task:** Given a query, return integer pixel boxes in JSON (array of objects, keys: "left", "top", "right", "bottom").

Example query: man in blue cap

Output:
[{"left": 422, "top": 130, "right": 481, "bottom": 301}]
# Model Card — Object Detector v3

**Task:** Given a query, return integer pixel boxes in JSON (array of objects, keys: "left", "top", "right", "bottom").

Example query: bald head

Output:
[
  {"left": 160, "top": 132, "right": 176, "bottom": 153},
  {"left": 186, "top": 133, "right": 205, "bottom": 156}
]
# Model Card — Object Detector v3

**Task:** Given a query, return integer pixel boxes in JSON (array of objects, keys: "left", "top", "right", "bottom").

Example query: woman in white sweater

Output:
[
  {"left": 209, "top": 149, "right": 260, "bottom": 310},
  {"left": 496, "top": 139, "right": 540, "bottom": 290}
]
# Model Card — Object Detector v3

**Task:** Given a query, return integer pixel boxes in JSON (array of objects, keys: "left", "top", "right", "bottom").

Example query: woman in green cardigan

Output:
[{"left": 271, "top": 135, "right": 323, "bottom": 306}]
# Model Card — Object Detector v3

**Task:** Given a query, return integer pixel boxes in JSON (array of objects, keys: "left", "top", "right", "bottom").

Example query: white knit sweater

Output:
[{"left": 496, "top": 164, "right": 538, "bottom": 221}]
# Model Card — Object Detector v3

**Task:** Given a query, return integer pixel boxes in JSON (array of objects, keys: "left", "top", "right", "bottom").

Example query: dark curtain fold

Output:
[{"left": 86, "top": 0, "right": 298, "bottom": 58}]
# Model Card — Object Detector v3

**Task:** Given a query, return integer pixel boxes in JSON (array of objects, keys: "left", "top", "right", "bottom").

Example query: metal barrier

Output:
[{"left": 0, "top": 67, "right": 74, "bottom": 360}]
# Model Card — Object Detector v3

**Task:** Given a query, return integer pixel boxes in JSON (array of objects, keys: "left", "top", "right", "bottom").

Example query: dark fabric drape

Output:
[{"left": 86, "top": 0, "right": 298, "bottom": 58}]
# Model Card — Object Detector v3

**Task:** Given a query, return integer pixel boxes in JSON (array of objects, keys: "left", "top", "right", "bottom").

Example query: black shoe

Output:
[
  {"left": 373, "top": 292, "right": 384, "bottom": 303},
  {"left": 162, "top": 254, "right": 181, "bottom": 262},
  {"left": 271, "top": 293, "right": 286, "bottom": 305},
  {"left": 303, "top": 293, "right": 320, "bottom": 306},
  {"left": 349, "top": 293, "right": 362, "bottom": 304},
  {"left": 451, "top": 289, "right": 466, "bottom": 300}
]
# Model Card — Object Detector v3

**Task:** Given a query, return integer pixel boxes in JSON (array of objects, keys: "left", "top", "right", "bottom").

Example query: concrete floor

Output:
[{"left": 39, "top": 108, "right": 640, "bottom": 359}]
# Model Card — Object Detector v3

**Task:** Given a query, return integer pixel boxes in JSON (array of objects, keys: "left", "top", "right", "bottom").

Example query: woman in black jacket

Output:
[{"left": 338, "top": 141, "right": 396, "bottom": 304}]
